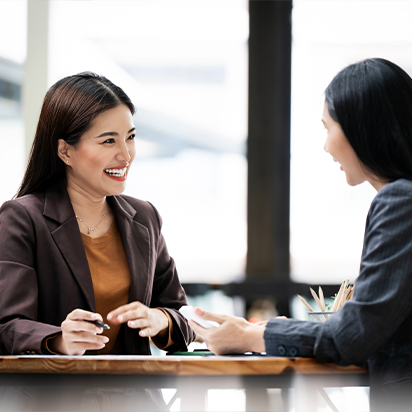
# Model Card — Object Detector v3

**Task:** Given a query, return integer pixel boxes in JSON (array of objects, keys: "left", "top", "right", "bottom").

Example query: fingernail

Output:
[
  {"left": 129, "top": 321, "right": 135, "bottom": 327},
  {"left": 107, "top": 314, "right": 112, "bottom": 320},
  {"left": 96, "top": 327, "right": 103, "bottom": 333},
  {"left": 141, "top": 331, "right": 146, "bottom": 336},
  {"left": 195, "top": 308, "right": 202, "bottom": 314},
  {"left": 103, "top": 337, "right": 109, "bottom": 343},
  {"left": 118, "top": 315, "right": 123, "bottom": 322},
  {"left": 91, "top": 314, "right": 98, "bottom": 320}
]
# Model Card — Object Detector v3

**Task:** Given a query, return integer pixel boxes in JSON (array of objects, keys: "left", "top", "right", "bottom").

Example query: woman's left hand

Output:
[
  {"left": 107, "top": 302, "right": 169, "bottom": 338},
  {"left": 188, "top": 308, "right": 266, "bottom": 355}
]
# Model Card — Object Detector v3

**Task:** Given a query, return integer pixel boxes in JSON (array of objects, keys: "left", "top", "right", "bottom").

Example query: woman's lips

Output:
[
  {"left": 103, "top": 167, "right": 128, "bottom": 181},
  {"left": 104, "top": 172, "right": 126, "bottom": 181},
  {"left": 105, "top": 164, "right": 129, "bottom": 170}
]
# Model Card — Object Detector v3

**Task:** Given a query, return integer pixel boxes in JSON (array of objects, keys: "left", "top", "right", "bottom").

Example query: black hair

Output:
[
  {"left": 325, "top": 58, "right": 412, "bottom": 182},
  {"left": 17, "top": 72, "right": 135, "bottom": 197}
]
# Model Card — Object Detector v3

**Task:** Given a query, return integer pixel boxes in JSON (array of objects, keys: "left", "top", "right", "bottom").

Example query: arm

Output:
[
  {"left": 265, "top": 184, "right": 412, "bottom": 365},
  {"left": 0, "top": 201, "right": 108, "bottom": 356},
  {"left": 188, "top": 184, "right": 412, "bottom": 362},
  {"left": 0, "top": 201, "right": 60, "bottom": 354}
]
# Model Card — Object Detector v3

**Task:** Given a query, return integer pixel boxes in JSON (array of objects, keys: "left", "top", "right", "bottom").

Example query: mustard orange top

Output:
[{"left": 81, "top": 219, "right": 174, "bottom": 354}]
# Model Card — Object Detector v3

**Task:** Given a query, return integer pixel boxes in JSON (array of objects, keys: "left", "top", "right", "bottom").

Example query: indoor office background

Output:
[{"left": 0, "top": 1, "right": 411, "bottom": 411}]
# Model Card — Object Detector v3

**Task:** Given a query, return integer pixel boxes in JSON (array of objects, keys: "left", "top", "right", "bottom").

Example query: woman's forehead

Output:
[{"left": 86, "top": 105, "right": 134, "bottom": 135}]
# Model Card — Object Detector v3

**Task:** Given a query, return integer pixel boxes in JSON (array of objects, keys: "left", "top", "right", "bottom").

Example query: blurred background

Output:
[{"left": 1, "top": 1, "right": 411, "bottom": 410}]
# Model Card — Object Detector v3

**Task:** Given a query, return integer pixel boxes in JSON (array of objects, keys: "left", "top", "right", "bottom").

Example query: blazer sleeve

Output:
[
  {"left": 147, "top": 203, "right": 195, "bottom": 352},
  {"left": 0, "top": 201, "right": 61, "bottom": 355},
  {"left": 264, "top": 182, "right": 412, "bottom": 365}
]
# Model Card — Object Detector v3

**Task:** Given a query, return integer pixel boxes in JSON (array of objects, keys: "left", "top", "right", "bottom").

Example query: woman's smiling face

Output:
[
  {"left": 63, "top": 104, "right": 136, "bottom": 198},
  {"left": 322, "top": 102, "right": 369, "bottom": 187}
]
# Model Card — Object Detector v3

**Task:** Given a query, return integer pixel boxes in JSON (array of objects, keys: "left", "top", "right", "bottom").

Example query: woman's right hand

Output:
[{"left": 48, "top": 309, "right": 109, "bottom": 355}]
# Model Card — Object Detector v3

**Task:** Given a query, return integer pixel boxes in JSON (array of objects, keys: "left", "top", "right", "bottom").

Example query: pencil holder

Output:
[{"left": 307, "top": 311, "right": 337, "bottom": 322}]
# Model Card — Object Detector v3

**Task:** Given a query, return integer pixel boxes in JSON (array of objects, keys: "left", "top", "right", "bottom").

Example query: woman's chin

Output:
[
  {"left": 104, "top": 182, "right": 127, "bottom": 196},
  {"left": 345, "top": 175, "right": 364, "bottom": 187}
]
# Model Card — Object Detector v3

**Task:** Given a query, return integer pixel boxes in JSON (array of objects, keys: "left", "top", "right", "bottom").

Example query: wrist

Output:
[
  {"left": 153, "top": 308, "right": 169, "bottom": 336},
  {"left": 46, "top": 333, "right": 68, "bottom": 355},
  {"left": 246, "top": 323, "right": 266, "bottom": 353}
]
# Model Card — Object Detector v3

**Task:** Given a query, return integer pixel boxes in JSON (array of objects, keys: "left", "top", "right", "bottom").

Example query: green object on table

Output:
[
  {"left": 167, "top": 351, "right": 267, "bottom": 356},
  {"left": 167, "top": 350, "right": 214, "bottom": 356}
]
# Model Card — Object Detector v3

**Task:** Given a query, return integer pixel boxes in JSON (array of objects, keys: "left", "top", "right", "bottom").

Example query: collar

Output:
[{"left": 43, "top": 180, "right": 137, "bottom": 224}]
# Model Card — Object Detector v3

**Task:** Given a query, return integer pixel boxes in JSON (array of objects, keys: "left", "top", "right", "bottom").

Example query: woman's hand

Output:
[
  {"left": 107, "top": 302, "right": 169, "bottom": 339},
  {"left": 49, "top": 309, "right": 109, "bottom": 355},
  {"left": 188, "top": 308, "right": 266, "bottom": 355}
]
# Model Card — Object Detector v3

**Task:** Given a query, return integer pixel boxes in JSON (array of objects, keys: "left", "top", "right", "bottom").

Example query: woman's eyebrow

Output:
[{"left": 96, "top": 127, "right": 135, "bottom": 138}]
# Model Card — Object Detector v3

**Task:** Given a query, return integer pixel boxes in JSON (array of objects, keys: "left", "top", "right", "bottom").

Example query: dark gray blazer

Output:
[
  {"left": 264, "top": 178, "right": 412, "bottom": 406},
  {"left": 0, "top": 181, "right": 195, "bottom": 355}
]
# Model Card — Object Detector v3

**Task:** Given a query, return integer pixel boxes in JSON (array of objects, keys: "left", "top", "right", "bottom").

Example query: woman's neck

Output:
[
  {"left": 368, "top": 177, "right": 389, "bottom": 192},
  {"left": 66, "top": 180, "right": 107, "bottom": 224},
  {"left": 371, "top": 181, "right": 388, "bottom": 192}
]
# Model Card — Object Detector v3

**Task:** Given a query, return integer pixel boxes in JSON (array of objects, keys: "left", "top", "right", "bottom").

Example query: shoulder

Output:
[
  {"left": 365, "top": 179, "right": 412, "bottom": 240},
  {"left": 0, "top": 194, "right": 45, "bottom": 242},
  {"left": 375, "top": 178, "right": 412, "bottom": 201},
  {"left": 0, "top": 192, "right": 45, "bottom": 220},
  {"left": 369, "top": 179, "right": 412, "bottom": 216}
]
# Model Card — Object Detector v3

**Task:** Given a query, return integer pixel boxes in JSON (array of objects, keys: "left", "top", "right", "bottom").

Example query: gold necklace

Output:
[{"left": 76, "top": 207, "right": 108, "bottom": 235}]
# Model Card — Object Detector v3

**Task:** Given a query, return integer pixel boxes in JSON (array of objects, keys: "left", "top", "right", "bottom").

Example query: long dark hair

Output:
[
  {"left": 325, "top": 58, "right": 412, "bottom": 182},
  {"left": 17, "top": 72, "right": 135, "bottom": 197}
]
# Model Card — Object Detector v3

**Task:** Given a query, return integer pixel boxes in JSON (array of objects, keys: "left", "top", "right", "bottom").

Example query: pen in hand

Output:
[{"left": 85, "top": 319, "right": 110, "bottom": 329}]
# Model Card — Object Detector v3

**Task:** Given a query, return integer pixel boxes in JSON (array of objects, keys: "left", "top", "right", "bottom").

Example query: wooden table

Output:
[{"left": 0, "top": 355, "right": 368, "bottom": 412}]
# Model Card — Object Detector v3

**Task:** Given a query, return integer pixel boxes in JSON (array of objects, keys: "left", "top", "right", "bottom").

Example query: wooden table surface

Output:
[{"left": 0, "top": 355, "right": 367, "bottom": 376}]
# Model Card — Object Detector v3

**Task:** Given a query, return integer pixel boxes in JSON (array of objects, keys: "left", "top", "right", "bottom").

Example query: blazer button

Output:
[
  {"left": 277, "top": 345, "right": 286, "bottom": 356},
  {"left": 288, "top": 347, "right": 298, "bottom": 357}
]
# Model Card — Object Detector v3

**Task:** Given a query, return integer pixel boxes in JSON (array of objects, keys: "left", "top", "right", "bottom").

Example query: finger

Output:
[
  {"left": 193, "top": 308, "right": 225, "bottom": 324},
  {"left": 111, "top": 308, "right": 147, "bottom": 324},
  {"left": 63, "top": 320, "right": 103, "bottom": 334},
  {"left": 123, "top": 308, "right": 148, "bottom": 323},
  {"left": 67, "top": 332, "right": 109, "bottom": 345},
  {"left": 68, "top": 309, "right": 103, "bottom": 322},
  {"left": 67, "top": 341, "right": 107, "bottom": 355},
  {"left": 138, "top": 327, "right": 156, "bottom": 337},
  {"left": 127, "top": 319, "right": 149, "bottom": 329},
  {"left": 107, "top": 302, "right": 143, "bottom": 322},
  {"left": 188, "top": 319, "right": 209, "bottom": 337}
]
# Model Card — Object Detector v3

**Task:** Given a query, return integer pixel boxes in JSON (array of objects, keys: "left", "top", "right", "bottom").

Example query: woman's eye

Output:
[
  {"left": 128, "top": 134, "right": 135, "bottom": 140},
  {"left": 103, "top": 138, "right": 115, "bottom": 144}
]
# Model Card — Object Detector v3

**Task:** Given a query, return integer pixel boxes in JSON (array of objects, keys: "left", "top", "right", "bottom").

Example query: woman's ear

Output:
[{"left": 57, "top": 139, "right": 71, "bottom": 165}]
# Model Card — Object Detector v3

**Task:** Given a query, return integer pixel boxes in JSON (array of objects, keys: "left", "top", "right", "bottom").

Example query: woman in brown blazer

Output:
[{"left": 0, "top": 72, "right": 195, "bottom": 356}]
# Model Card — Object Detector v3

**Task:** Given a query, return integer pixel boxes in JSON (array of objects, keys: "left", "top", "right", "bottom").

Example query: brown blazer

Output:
[{"left": 0, "top": 181, "right": 195, "bottom": 355}]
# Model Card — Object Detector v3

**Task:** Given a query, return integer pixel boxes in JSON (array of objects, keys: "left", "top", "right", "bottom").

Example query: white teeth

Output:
[{"left": 104, "top": 167, "right": 127, "bottom": 177}]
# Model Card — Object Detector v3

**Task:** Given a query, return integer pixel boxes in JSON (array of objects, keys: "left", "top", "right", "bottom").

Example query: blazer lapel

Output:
[
  {"left": 108, "top": 196, "right": 151, "bottom": 305},
  {"left": 43, "top": 182, "right": 95, "bottom": 312}
]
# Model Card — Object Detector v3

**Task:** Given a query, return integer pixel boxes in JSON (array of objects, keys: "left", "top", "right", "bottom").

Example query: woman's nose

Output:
[{"left": 117, "top": 144, "right": 131, "bottom": 161}]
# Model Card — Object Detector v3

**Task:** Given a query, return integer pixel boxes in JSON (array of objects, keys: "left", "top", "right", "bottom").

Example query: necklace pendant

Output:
[{"left": 76, "top": 206, "right": 108, "bottom": 236}]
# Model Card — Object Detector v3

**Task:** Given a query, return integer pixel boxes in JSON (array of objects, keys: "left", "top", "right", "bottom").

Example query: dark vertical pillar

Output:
[{"left": 247, "top": 0, "right": 292, "bottom": 282}]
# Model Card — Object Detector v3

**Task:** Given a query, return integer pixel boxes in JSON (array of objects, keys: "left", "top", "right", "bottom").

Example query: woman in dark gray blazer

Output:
[
  {"left": 190, "top": 58, "right": 412, "bottom": 411},
  {"left": 0, "top": 72, "right": 194, "bottom": 357}
]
